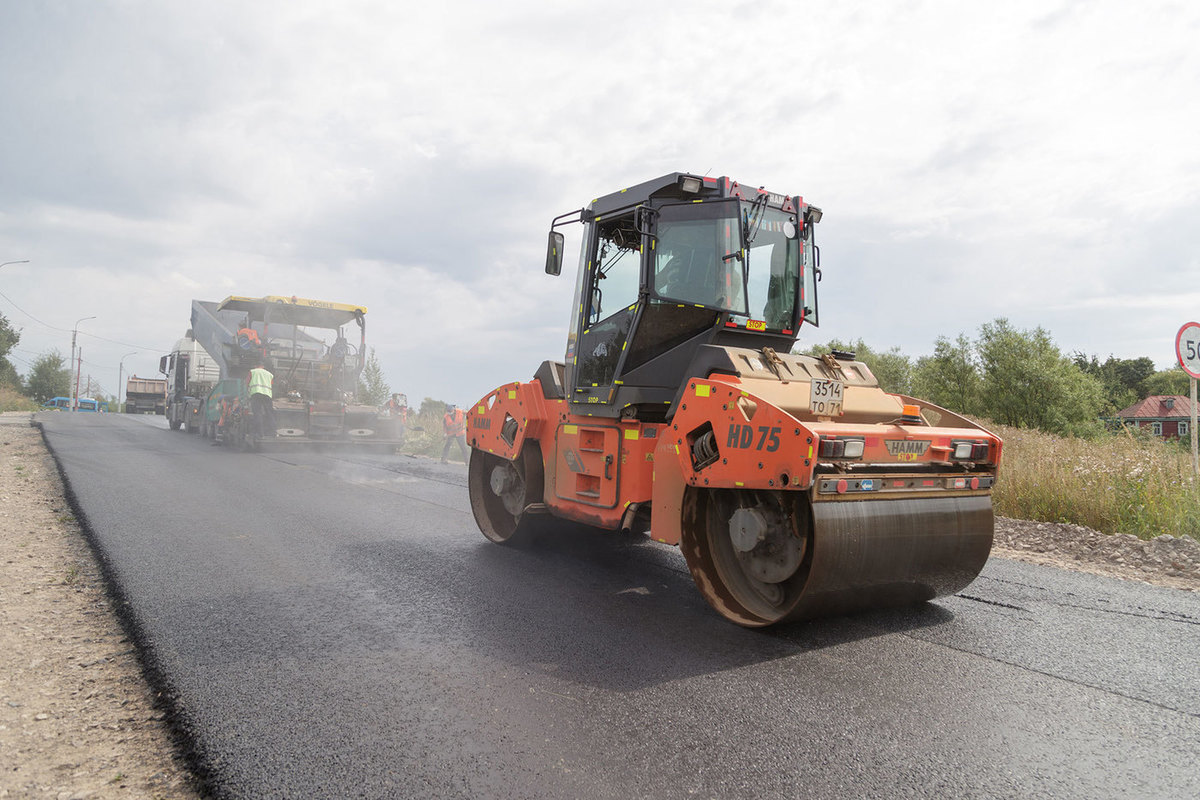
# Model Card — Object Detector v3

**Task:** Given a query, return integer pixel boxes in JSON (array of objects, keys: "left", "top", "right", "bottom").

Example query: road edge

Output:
[{"left": 35, "top": 418, "right": 216, "bottom": 798}]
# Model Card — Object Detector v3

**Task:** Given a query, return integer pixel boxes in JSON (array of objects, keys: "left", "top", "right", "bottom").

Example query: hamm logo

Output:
[{"left": 885, "top": 439, "right": 931, "bottom": 456}]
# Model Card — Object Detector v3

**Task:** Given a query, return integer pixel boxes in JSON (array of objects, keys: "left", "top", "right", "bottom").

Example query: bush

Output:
[
  {"left": 399, "top": 397, "right": 457, "bottom": 460},
  {"left": 0, "top": 385, "right": 39, "bottom": 412}
]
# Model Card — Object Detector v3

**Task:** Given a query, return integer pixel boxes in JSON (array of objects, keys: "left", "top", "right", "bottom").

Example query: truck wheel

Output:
[{"left": 169, "top": 418, "right": 182, "bottom": 431}]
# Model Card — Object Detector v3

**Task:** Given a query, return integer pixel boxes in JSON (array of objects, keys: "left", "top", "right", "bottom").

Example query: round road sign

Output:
[{"left": 1176, "top": 322, "right": 1200, "bottom": 379}]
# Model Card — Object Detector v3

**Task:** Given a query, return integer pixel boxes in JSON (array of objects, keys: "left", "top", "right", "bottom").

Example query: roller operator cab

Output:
[{"left": 468, "top": 173, "right": 1002, "bottom": 627}]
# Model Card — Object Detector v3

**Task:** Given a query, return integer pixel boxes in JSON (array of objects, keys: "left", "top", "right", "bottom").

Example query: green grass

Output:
[{"left": 991, "top": 422, "right": 1200, "bottom": 540}]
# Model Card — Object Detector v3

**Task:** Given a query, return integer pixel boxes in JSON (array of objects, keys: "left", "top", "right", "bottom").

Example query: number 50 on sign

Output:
[{"left": 1176, "top": 322, "right": 1200, "bottom": 379}]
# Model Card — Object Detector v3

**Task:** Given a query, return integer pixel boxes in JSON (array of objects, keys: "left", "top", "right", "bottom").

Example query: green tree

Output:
[
  {"left": 911, "top": 334, "right": 981, "bottom": 415},
  {"left": 976, "top": 318, "right": 1105, "bottom": 434},
  {"left": 1072, "top": 353, "right": 1156, "bottom": 413},
  {"left": 807, "top": 338, "right": 913, "bottom": 394},
  {"left": 356, "top": 347, "right": 390, "bottom": 406},
  {"left": 1113, "top": 356, "right": 1156, "bottom": 397},
  {"left": 0, "top": 312, "right": 21, "bottom": 389},
  {"left": 0, "top": 360, "right": 19, "bottom": 391},
  {"left": 1143, "top": 366, "right": 1191, "bottom": 397},
  {"left": 25, "top": 350, "right": 71, "bottom": 404}
]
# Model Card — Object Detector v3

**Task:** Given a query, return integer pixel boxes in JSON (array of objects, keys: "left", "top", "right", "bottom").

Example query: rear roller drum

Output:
[
  {"left": 680, "top": 489, "right": 812, "bottom": 627},
  {"left": 468, "top": 448, "right": 543, "bottom": 546}
]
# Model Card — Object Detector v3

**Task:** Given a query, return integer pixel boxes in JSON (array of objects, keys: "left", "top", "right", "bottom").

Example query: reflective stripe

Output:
[{"left": 247, "top": 367, "right": 273, "bottom": 398}]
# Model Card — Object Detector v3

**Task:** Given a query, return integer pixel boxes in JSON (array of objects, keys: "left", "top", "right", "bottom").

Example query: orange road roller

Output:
[{"left": 468, "top": 173, "right": 1001, "bottom": 627}]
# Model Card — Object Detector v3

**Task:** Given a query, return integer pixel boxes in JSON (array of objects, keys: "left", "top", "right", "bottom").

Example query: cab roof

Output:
[
  {"left": 588, "top": 173, "right": 799, "bottom": 218},
  {"left": 216, "top": 295, "right": 367, "bottom": 329}
]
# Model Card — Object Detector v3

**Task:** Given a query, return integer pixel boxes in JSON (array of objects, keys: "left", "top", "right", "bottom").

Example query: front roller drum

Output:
[
  {"left": 468, "top": 446, "right": 544, "bottom": 546},
  {"left": 680, "top": 488, "right": 993, "bottom": 627}
]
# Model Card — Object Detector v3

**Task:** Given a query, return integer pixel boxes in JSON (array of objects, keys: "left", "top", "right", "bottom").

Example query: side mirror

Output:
[
  {"left": 546, "top": 231, "right": 564, "bottom": 276},
  {"left": 158, "top": 355, "right": 169, "bottom": 374}
]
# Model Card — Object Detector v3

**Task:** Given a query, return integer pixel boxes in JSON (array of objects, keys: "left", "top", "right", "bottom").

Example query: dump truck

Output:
[
  {"left": 124, "top": 376, "right": 166, "bottom": 414},
  {"left": 159, "top": 333, "right": 221, "bottom": 432},
  {"left": 182, "top": 295, "right": 403, "bottom": 449},
  {"left": 467, "top": 173, "right": 1002, "bottom": 627}
]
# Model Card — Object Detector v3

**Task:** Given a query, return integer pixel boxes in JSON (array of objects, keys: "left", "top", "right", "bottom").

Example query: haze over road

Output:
[{"left": 39, "top": 412, "right": 1200, "bottom": 799}]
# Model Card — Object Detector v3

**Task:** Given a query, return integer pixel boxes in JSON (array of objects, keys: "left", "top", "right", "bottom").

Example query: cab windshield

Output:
[{"left": 652, "top": 199, "right": 801, "bottom": 330}]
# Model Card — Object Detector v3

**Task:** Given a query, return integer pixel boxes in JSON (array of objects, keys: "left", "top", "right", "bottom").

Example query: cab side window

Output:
[
  {"left": 588, "top": 215, "right": 641, "bottom": 324},
  {"left": 577, "top": 213, "right": 641, "bottom": 390}
]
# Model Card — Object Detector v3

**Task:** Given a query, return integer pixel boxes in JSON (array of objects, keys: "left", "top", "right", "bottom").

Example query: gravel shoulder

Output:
[
  {"left": 993, "top": 516, "right": 1200, "bottom": 592},
  {"left": 2, "top": 414, "right": 1197, "bottom": 798},
  {"left": 1, "top": 419, "right": 201, "bottom": 799}
]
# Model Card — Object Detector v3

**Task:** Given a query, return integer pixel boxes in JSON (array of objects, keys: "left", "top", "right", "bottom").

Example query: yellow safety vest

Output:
[{"left": 247, "top": 367, "right": 273, "bottom": 398}]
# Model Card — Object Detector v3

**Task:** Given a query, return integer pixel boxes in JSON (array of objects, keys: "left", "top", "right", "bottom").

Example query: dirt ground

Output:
[
  {"left": 2, "top": 415, "right": 1197, "bottom": 799},
  {"left": 0, "top": 420, "right": 201, "bottom": 799}
]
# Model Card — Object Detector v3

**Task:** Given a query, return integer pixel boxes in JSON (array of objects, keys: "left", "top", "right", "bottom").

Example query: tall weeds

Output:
[
  {"left": 991, "top": 422, "right": 1200, "bottom": 540},
  {"left": 0, "top": 385, "right": 39, "bottom": 412}
]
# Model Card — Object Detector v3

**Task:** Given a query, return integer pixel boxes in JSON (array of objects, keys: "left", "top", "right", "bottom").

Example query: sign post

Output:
[{"left": 1174, "top": 322, "right": 1200, "bottom": 477}]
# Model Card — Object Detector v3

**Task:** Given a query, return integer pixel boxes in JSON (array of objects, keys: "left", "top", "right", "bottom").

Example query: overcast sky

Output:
[{"left": 1, "top": 0, "right": 1197, "bottom": 404}]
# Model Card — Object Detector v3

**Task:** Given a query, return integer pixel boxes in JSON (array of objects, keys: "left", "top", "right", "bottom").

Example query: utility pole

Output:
[
  {"left": 119, "top": 352, "right": 137, "bottom": 412},
  {"left": 75, "top": 351, "right": 83, "bottom": 409},
  {"left": 71, "top": 316, "right": 96, "bottom": 411}
]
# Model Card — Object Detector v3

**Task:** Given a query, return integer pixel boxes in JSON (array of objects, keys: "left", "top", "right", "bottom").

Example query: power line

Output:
[
  {"left": 0, "top": 288, "right": 159, "bottom": 350},
  {"left": 77, "top": 330, "right": 161, "bottom": 351},
  {"left": 0, "top": 288, "right": 67, "bottom": 332}
]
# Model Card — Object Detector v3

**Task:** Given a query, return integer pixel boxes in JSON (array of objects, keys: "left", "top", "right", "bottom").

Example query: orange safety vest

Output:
[
  {"left": 237, "top": 328, "right": 261, "bottom": 350},
  {"left": 443, "top": 409, "right": 465, "bottom": 436}
]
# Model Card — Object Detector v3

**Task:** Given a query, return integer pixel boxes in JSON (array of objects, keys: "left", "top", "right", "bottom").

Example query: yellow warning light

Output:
[{"left": 902, "top": 404, "right": 921, "bottom": 417}]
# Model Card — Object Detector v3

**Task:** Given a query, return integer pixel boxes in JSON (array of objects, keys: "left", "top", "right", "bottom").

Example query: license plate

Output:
[{"left": 810, "top": 378, "right": 844, "bottom": 415}]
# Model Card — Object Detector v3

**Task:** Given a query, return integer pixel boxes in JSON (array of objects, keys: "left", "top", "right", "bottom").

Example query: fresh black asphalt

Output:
[{"left": 38, "top": 412, "right": 1200, "bottom": 798}]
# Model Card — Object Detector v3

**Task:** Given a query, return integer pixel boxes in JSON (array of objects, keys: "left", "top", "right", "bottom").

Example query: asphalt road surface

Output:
[{"left": 39, "top": 412, "right": 1200, "bottom": 799}]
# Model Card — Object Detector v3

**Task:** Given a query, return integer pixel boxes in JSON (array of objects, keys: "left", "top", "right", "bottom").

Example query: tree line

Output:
[
  {"left": 3, "top": 309, "right": 1191, "bottom": 435},
  {"left": 807, "top": 317, "right": 1189, "bottom": 437},
  {"left": 0, "top": 309, "right": 74, "bottom": 406}
]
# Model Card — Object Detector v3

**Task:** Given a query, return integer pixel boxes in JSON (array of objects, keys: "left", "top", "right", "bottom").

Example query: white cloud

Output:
[{"left": 1, "top": 0, "right": 1198, "bottom": 398}]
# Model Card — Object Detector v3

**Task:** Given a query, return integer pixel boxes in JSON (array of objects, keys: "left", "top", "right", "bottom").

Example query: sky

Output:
[{"left": 1, "top": 0, "right": 1198, "bottom": 405}]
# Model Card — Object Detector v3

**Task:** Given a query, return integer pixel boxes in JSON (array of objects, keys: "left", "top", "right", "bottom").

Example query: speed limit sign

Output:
[{"left": 1176, "top": 322, "right": 1200, "bottom": 379}]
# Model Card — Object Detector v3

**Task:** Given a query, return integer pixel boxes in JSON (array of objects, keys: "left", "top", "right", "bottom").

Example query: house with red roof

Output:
[{"left": 1116, "top": 395, "right": 1197, "bottom": 439}]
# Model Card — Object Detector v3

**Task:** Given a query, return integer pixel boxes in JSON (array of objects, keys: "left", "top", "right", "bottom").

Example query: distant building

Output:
[{"left": 1115, "top": 395, "right": 1197, "bottom": 439}]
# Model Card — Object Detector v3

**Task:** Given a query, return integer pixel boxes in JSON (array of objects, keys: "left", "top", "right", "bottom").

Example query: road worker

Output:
[
  {"left": 441, "top": 403, "right": 468, "bottom": 464},
  {"left": 387, "top": 393, "right": 409, "bottom": 424},
  {"left": 237, "top": 319, "right": 263, "bottom": 357},
  {"left": 247, "top": 360, "right": 275, "bottom": 439}
]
